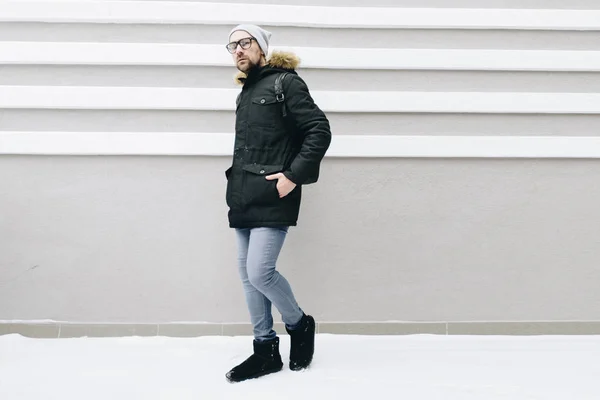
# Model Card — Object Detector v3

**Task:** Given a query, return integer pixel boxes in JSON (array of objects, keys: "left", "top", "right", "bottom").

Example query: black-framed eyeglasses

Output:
[{"left": 226, "top": 37, "right": 256, "bottom": 54}]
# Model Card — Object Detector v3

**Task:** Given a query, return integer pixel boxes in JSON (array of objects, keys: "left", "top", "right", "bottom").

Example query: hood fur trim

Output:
[
  {"left": 268, "top": 51, "right": 300, "bottom": 70},
  {"left": 234, "top": 51, "right": 300, "bottom": 85}
]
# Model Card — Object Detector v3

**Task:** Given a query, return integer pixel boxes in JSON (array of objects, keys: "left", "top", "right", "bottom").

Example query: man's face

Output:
[{"left": 228, "top": 30, "right": 264, "bottom": 73}]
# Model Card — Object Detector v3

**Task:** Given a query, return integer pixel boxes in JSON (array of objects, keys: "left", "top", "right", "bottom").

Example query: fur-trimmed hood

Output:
[{"left": 234, "top": 51, "right": 300, "bottom": 85}]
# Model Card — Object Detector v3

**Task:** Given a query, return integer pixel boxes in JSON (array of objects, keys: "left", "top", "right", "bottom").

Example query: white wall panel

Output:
[
  {"left": 2, "top": 1, "right": 600, "bottom": 30},
  {"left": 4, "top": 42, "right": 600, "bottom": 71},
  {"left": 3, "top": 86, "right": 600, "bottom": 114}
]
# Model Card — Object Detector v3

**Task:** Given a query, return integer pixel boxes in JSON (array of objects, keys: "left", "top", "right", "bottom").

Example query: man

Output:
[{"left": 223, "top": 24, "right": 331, "bottom": 383}]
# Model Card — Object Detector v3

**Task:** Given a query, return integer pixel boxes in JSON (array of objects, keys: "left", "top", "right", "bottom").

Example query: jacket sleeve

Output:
[{"left": 282, "top": 74, "right": 332, "bottom": 185}]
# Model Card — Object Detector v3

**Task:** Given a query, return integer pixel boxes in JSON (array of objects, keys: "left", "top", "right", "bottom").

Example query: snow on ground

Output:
[{"left": 1, "top": 333, "right": 599, "bottom": 399}]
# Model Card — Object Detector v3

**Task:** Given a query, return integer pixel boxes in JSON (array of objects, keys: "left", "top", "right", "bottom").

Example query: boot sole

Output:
[
  {"left": 290, "top": 358, "right": 313, "bottom": 371},
  {"left": 225, "top": 364, "right": 283, "bottom": 383}
]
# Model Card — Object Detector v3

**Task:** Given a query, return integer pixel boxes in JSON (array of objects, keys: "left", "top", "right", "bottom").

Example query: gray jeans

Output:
[{"left": 235, "top": 226, "right": 304, "bottom": 342}]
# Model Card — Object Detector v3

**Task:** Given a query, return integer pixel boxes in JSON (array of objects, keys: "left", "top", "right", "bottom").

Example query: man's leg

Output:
[
  {"left": 246, "top": 227, "right": 316, "bottom": 371},
  {"left": 226, "top": 228, "right": 283, "bottom": 383},
  {"left": 245, "top": 226, "right": 304, "bottom": 331},
  {"left": 235, "top": 227, "right": 277, "bottom": 342}
]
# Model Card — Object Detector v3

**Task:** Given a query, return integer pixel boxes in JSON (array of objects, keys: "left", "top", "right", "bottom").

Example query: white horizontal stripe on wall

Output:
[
  {"left": 3, "top": 132, "right": 600, "bottom": 159},
  {"left": 2, "top": 1, "right": 600, "bottom": 30},
  {"left": 2, "top": 86, "right": 600, "bottom": 114},
  {"left": 3, "top": 42, "right": 600, "bottom": 72}
]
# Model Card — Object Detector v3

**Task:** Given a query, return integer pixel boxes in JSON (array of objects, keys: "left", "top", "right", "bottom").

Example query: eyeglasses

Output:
[{"left": 225, "top": 37, "right": 256, "bottom": 54}]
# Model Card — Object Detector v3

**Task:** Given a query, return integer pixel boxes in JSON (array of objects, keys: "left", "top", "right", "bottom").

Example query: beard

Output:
[{"left": 236, "top": 57, "right": 261, "bottom": 73}]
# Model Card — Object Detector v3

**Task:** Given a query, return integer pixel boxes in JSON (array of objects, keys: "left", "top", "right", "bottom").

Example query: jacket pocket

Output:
[
  {"left": 242, "top": 163, "right": 283, "bottom": 206},
  {"left": 249, "top": 95, "right": 280, "bottom": 127},
  {"left": 251, "top": 96, "right": 278, "bottom": 106}
]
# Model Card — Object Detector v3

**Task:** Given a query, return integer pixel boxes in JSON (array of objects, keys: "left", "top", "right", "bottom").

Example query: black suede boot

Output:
[
  {"left": 286, "top": 314, "right": 316, "bottom": 371},
  {"left": 225, "top": 337, "right": 283, "bottom": 383}
]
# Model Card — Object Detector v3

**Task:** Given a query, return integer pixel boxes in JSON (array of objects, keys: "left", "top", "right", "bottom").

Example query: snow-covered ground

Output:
[{"left": 1, "top": 333, "right": 599, "bottom": 399}]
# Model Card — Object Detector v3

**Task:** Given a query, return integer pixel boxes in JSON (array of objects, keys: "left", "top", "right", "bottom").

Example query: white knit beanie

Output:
[{"left": 229, "top": 24, "right": 272, "bottom": 56}]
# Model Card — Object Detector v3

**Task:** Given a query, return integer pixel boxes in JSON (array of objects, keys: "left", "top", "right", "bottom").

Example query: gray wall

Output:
[
  {"left": 3, "top": 155, "right": 600, "bottom": 324},
  {"left": 2, "top": 0, "right": 600, "bottom": 335}
]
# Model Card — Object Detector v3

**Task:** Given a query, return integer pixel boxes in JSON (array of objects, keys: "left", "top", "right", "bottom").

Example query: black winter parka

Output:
[{"left": 225, "top": 51, "right": 331, "bottom": 228}]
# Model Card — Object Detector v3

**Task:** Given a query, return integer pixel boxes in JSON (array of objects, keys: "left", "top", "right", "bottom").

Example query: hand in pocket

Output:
[{"left": 265, "top": 173, "right": 296, "bottom": 198}]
